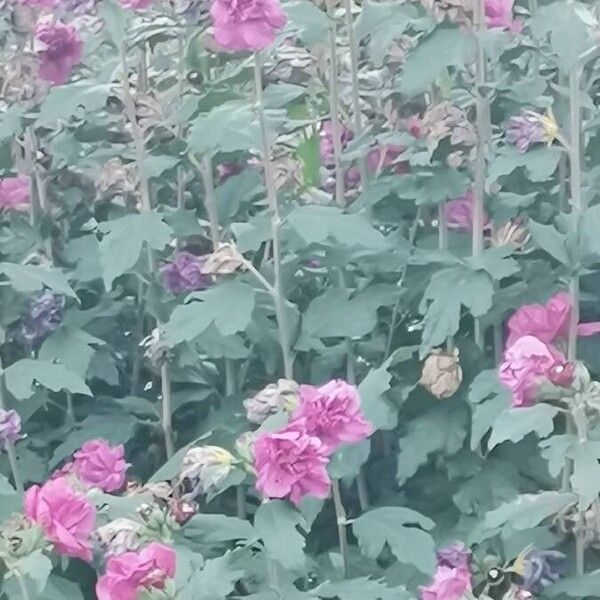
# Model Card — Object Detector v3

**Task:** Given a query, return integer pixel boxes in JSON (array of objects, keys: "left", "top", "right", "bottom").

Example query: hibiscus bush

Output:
[{"left": 2, "top": 0, "right": 600, "bottom": 598}]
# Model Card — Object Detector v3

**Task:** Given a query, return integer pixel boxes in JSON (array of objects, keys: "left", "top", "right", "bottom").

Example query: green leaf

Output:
[
  {"left": 184, "top": 514, "right": 256, "bottom": 544},
  {"left": 98, "top": 212, "right": 173, "bottom": 289},
  {"left": 488, "top": 147, "right": 561, "bottom": 183},
  {"left": 192, "top": 553, "right": 245, "bottom": 600},
  {"left": 312, "top": 578, "right": 410, "bottom": 600},
  {"left": 546, "top": 571, "right": 600, "bottom": 597},
  {"left": 570, "top": 441, "right": 600, "bottom": 510},
  {"left": 580, "top": 204, "right": 600, "bottom": 260},
  {"left": 44, "top": 576, "right": 84, "bottom": 600},
  {"left": 284, "top": 0, "right": 330, "bottom": 45},
  {"left": 99, "top": 0, "right": 130, "bottom": 47},
  {"left": 297, "top": 134, "right": 321, "bottom": 188},
  {"left": 398, "top": 27, "right": 476, "bottom": 95},
  {"left": 415, "top": 168, "right": 471, "bottom": 206},
  {"left": 483, "top": 491, "right": 577, "bottom": 531},
  {"left": 488, "top": 405, "right": 559, "bottom": 450},
  {"left": 3, "top": 359, "right": 92, "bottom": 400},
  {"left": 0, "top": 263, "right": 76, "bottom": 297},
  {"left": 357, "top": 358, "right": 397, "bottom": 430},
  {"left": 254, "top": 500, "right": 307, "bottom": 572},
  {"left": 528, "top": 220, "right": 570, "bottom": 265},
  {"left": 163, "top": 281, "right": 257, "bottom": 345},
  {"left": 352, "top": 507, "right": 436, "bottom": 576},
  {"left": 216, "top": 169, "right": 264, "bottom": 222},
  {"left": 141, "top": 155, "right": 180, "bottom": 179},
  {"left": 328, "top": 439, "right": 371, "bottom": 479}
]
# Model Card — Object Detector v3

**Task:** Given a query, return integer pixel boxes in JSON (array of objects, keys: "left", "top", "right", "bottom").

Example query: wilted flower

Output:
[
  {"left": 216, "top": 162, "right": 245, "bottom": 183},
  {"left": 366, "top": 145, "right": 409, "bottom": 176},
  {"left": 21, "top": 291, "right": 65, "bottom": 345},
  {"left": 444, "top": 191, "right": 491, "bottom": 232},
  {"left": 291, "top": 379, "right": 373, "bottom": 453},
  {"left": 254, "top": 422, "right": 331, "bottom": 504},
  {"left": 96, "top": 542, "right": 176, "bottom": 600},
  {"left": 506, "top": 113, "right": 546, "bottom": 153},
  {"left": 235, "top": 431, "right": 258, "bottom": 463},
  {"left": 420, "top": 348, "right": 463, "bottom": 399},
  {"left": 0, "top": 514, "right": 44, "bottom": 559},
  {"left": 421, "top": 102, "right": 477, "bottom": 167},
  {"left": 19, "top": 0, "right": 59, "bottom": 6},
  {"left": 319, "top": 121, "right": 353, "bottom": 168},
  {"left": 73, "top": 438, "right": 130, "bottom": 493},
  {"left": 119, "top": 0, "right": 152, "bottom": 9},
  {"left": 0, "top": 176, "right": 30, "bottom": 211},
  {"left": 24, "top": 478, "right": 96, "bottom": 561},
  {"left": 491, "top": 220, "right": 530, "bottom": 250},
  {"left": 519, "top": 548, "right": 565, "bottom": 594},
  {"left": 244, "top": 379, "right": 299, "bottom": 424},
  {"left": 437, "top": 542, "right": 471, "bottom": 569},
  {"left": 160, "top": 252, "right": 211, "bottom": 295},
  {"left": 179, "top": 446, "right": 235, "bottom": 496},
  {"left": 210, "top": 0, "right": 287, "bottom": 52},
  {"left": 203, "top": 242, "right": 246, "bottom": 276},
  {"left": 420, "top": 0, "right": 474, "bottom": 27},
  {"left": 499, "top": 336, "right": 571, "bottom": 407},
  {"left": 35, "top": 19, "right": 83, "bottom": 86},
  {"left": 168, "top": 496, "right": 198, "bottom": 525},
  {"left": 406, "top": 114, "right": 424, "bottom": 138},
  {"left": 485, "top": 0, "right": 521, "bottom": 31},
  {"left": 94, "top": 518, "right": 143, "bottom": 557},
  {"left": 0, "top": 409, "right": 22, "bottom": 450},
  {"left": 96, "top": 159, "right": 137, "bottom": 200}
]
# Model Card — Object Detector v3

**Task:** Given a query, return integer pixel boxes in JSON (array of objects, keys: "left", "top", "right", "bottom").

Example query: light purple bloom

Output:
[
  {"left": 160, "top": 251, "right": 211, "bottom": 295},
  {"left": 36, "top": 19, "right": 83, "bottom": 86},
  {"left": 506, "top": 113, "right": 546, "bottom": 153},
  {"left": 21, "top": 291, "right": 65, "bottom": 345},
  {"left": 521, "top": 549, "right": 565, "bottom": 594},
  {"left": 0, "top": 409, "right": 22, "bottom": 449}
]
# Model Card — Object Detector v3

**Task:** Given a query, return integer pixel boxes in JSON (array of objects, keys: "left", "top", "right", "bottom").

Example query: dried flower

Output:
[
  {"left": 491, "top": 220, "right": 530, "bottom": 249},
  {"left": 0, "top": 176, "right": 30, "bottom": 211},
  {"left": 437, "top": 542, "right": 471, "bottom": 569},
  {"left": 366, "top": 145, "right": 409, "bottom": 176},
  {"left": 203, "top": 243, "right": 246, "bottom": 276},
  {"left": 35, "top": 19, "right": 83, "bottom": 86},
  {"left": 519, "top": 548, "right": 565, "bottom": 594},
  {"left": 420, "top": 0, "right": 474, "bottom": 28},
  {"left": 420, "top": 348, "right": 463, "bottom": 399},
  {"left": 94, "top": 518, "right": 143, "bottom": 557},
  {"left": 168, "top": 496, "right": 197, "bottom": 525},
  {"left": 210, "top": 0, "right": 287, "bottom": 52},
  {"left": 0, "top": 409, "right": 22, "bottom": 449},
  {"left": 320, "top": 121, "right": 353, "bottom": 168},
  {"left": 160, "top": 252, "right": 211, "bottom": 295},
  {"left": 506, "top": 113, "right": 546, "bottom": 152},
  {"left": 21, "top": 291, "right": 65, "bottom": 345},
  {"left": 179, "top": 446, "right": 235, "bottom": 496},
  {"left": 244, "top": 379, "right": 299, "bottom": 424},
  {"left": 96, "top": 159, "right": 137, "bottom": 200}
]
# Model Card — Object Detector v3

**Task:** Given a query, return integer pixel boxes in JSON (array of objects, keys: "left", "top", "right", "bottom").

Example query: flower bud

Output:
[
  {"left": 243, "top": 379, "right": 299, "bottom": 424},
  {"left": 420, "top": 348, "right": 463, "bottom": 399},
  {"left": 179, "top": 446, "right": 235, "bottom": 496},
  {"left": 203, "top": 243, "right": 246, "bottom": 276},
  {"left": 94, "top": 518, "right": 142, "bottom": 556}
]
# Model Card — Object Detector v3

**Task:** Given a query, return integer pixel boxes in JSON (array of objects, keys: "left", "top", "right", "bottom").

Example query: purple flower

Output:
[
  {"left": 210, "top": 0, "right": 287, "bottom": 52},
  {"left": 506, "top": 113, "right": 546, "bottom": 153},
  {"left": 520, "top": 549, "right": 565, "bottom": 594},
  {"left": 319, "top": 121, "right": 353, "bottom": 168},
  {"left": 160, "top": 251, "right": 211, "bottom": 295},
  {"left": 21, "top": 291, "right": 65, "bottom": 345},
  {"left": 36, "top": 19, "right": 83, "bottom": 86},
  {"left": 0, "top": 409, "right": 22, "bottom": 449}
]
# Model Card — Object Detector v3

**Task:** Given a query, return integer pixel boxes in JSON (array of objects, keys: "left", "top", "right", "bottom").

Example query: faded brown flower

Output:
[
  {"left": 203, "top": 242, "right": 246, "bottom": 275},
  {"left": 420, "top": 348, "right": 463, "bottom": 399},
  {"left": 244, "top": 378, "right": 300, "bottom": 424},
  {"left": 490, "top": 220, "right": 530, "bottom": 250},
  {"left": 420, "top": 0, "right": 474, "bottom": 27}
]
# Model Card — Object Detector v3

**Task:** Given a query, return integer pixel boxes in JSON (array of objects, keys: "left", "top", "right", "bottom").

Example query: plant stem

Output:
[
  {"left": 65, "top": 390, "right": 75, "bottom": 425},
  {"left": 0, "top": 357, "right": 23, "bottom": 493},
  {"left": 326, "top": 0, "right": 345, "bottom": 206},
  {"left": 472, "top": 0, "right": 487, "bottom": 349},
  {"left": 331, "top": 479, "right": 349, "bottom": 577},
  {"left": 14, "top": 569, "right": 31, "bottom": 600},
  {"left": 160, "top": 361, "right": 175, "bottom": 459},
  {"left": 189, "top": 152, "right": 220, "bottom": 250},
  {"left": 236, "top": 485, "right": 247, "bottom": 520},
  {"left": 175, "top": 18, "right": 186, "bottom": 211},
  {"left": 253, "top": 53, "right": 294, "bottom": 379}
]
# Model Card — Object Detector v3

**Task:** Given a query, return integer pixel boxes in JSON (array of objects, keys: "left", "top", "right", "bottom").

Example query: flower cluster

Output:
[
  {"left": 253, "top": 379, "right": 373, "bottom": 504},
  {"left": 498, "top": 292, "right": 600, "bottom": 406},
  {"left": 420, "top": 542, "right": 472, "bottom": 600}
]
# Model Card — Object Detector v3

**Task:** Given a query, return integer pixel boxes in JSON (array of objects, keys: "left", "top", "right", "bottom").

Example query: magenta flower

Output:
[
  {"left": 18, "top": 0, "right": 59, "bottom": 6},
  {"left": 506, "top": 113, "right": 546, "bottom": 153},
  {"left": 210, "top": 0, "right": 287, "bottom": 52},
  {"left": 420, "top": 563, "right": 472, "bottom": 600},
  {"left": 437, "top": 542, "right": 471, "bottom": 570},
  {"left": 253, "top": 422, "right": 331, "bottom": 505},
  {"left": 96, "top": 542, "right": 176, "bottom": 600},
  {"left": 73, "top": 439, "right": 130, "bottom": 493},
  {"left": 444, "top": 190, "right": 491, "bottom": 232},
  {"left": 0, "top": 409, "right": 22, "bottom": 449},
  {"left": 0, "top": 176, "right": 30, "bottom": 211},
  {"left": 485, "top": 0, "right": 521, "bottom": 31},
  {"left": 35, "top": 19, "right": 83, "bottom": 86},
  {"left": 320, "top": 121, "right": 353, "bottom": 168},
  {"left": 291, "top": 379, "right": 373, "bottom": 453},
  {"left": 499, "top": 336, "right": 571, "bottom": 407},
  {"left": 160, "top": 251, "right": 211, "bottom": 294},
  {"left": 24, "top": 478, "right": 95, "bottom": 561},
  {"left": 506, "top": 292, "right": 600, "bottom": 347},
  {"left": 119, "top": 0, "right": 152, "bottom": 9},
  {"left": 366, "top": 145, "right": 409, "bottom": 176},
  {"left": 406, "top": 114, "right": 424, "bottom": 138}
]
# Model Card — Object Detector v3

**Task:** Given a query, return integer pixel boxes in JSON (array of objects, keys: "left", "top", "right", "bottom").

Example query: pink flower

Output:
[
  {"left": 406, "top": 114, "right": 424, "bottom": 138},
  {"left": 437, "top": 542, "right": 471, "bottom": 570},
  {"left": 253, "top": 423, "right": 331, "bottom": 505},
  {"left": 36, "top": 19, "right": 83, "bottom": 86},
  {"left": 320, "top": 121, "right": 353, "bottom": 168},
  {"left": 291, "top": 379, "right": 373, "bottom": 453},
  {"left": 210, "top": 0, "right": 287, "bottom": 52},
  {"left": 485, "top": 0, "right": 521, "bottom": 31},
  {"left": 73, "top": 438, "right": 129, "bottom": 493},
  {"left": 499, "top": 336, "right": 569, "bottom": 407},
  {"left": 0, "top": 176, "right": 30, "bottom": 211},
  {"left": 506, "top": 292, "right": 600, "bottom": 347},
  {"left": 24, "top": 479, "right": 95, "bottom": 561},
  {"left": 444, "top": 190, "right": 491, "bottom": 232},
  {"left": 366, "top": 145, "right": 409, "bottom": 176},
  {"left": 420, "top": 564, "right": 472, "bottom": 600},
  {"left": 96, "top": 542, "right": 176, "bottom": 600},
  {"left": 119, "top": 0, "right": 152, "bottom": 9}
]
